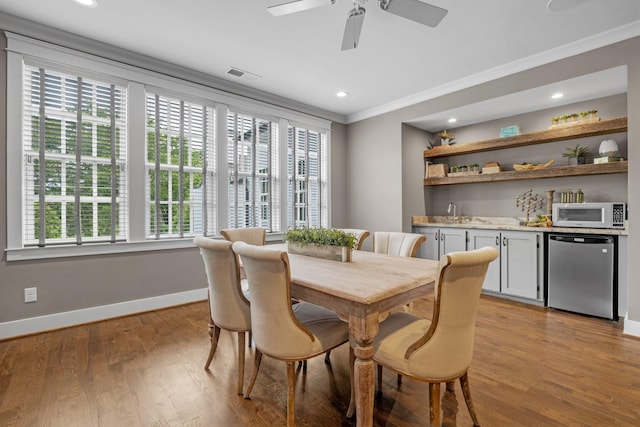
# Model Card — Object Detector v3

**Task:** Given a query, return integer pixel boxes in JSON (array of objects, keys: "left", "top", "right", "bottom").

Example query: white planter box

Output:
[{"left": 287, "top": 242, "right": 352, "bottom": 262}]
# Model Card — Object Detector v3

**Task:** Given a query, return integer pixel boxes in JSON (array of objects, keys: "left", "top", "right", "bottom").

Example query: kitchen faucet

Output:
[{"left": 447, "top": 201, "right": 457, "bottom": 223}]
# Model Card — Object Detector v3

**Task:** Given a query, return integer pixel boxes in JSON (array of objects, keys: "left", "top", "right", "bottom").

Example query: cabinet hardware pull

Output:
[
  {"left": 503, "top": 237, "right": 507, "bottom": 246},
  {"left": 496, "top": 236, "right": 499, "bottom": 246}
]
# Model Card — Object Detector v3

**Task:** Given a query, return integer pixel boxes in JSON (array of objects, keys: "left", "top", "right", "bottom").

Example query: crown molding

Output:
[
  {"left": 0, "top": 12, "right": 347, "bottom": 124},
  {"left": 346, "top": 20, "right": 640, "bottom": 124}
]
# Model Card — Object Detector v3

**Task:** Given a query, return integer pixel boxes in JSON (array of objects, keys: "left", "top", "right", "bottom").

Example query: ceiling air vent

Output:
[{"left": 227, "top": 67, "right": 261, "bottom": 82}]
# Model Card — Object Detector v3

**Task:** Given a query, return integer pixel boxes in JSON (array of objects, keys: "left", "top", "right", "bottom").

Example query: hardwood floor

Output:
[{"left": 1, "top": 295, "right": 640, "bottom": 426}]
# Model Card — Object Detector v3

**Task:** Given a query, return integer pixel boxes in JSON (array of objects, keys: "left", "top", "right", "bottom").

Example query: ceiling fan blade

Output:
[
  {"left": 341, "top": 7, "right": 366, "bottom": 51},
  {"left": 379, "top": 0, "right": 448, "bottom": 27},
  {"left": 268, "top": 0, "right": 335, "bottom": 16}
]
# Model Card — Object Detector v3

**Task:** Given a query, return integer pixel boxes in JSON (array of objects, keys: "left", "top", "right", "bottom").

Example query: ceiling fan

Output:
[{"left": 267, "top": 0, "right": 448, "bottom": 51}]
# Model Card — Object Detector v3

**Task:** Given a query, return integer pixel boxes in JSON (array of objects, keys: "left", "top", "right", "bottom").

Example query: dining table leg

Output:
[{"left": 352, "top": 310, "right": 379, "bottom": 427}]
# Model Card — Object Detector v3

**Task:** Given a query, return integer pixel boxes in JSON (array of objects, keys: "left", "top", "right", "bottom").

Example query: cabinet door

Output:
[
  {"left": 438, "top": 228, "right": 467, "bottom": 258},
  {"left": 500, "top": 231, "right": 540, "bottom": 299},
  {"left": 414, "top": 227, "right": 439, "bottom": 260},
  {"left": 468, "top": 230, "right": 501, "bottom": 292}
]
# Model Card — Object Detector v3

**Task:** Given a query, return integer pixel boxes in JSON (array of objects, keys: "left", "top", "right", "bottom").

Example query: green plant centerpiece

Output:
[
  {"left": 563, "top": 143, "right": 591, "bottom": 165},
  {"left": 283, "top": 227, "right": 357, "bottom": 262}
]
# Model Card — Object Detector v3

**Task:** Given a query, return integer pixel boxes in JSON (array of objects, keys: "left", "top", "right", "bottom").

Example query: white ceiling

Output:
[{"left": 0, "top": 0, "right": 639, "bottom": 127}]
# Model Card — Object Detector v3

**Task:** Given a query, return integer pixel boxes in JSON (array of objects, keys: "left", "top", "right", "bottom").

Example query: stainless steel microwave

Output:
[{"left": 552, "top": 202, "right": 626, "bottom": 229}]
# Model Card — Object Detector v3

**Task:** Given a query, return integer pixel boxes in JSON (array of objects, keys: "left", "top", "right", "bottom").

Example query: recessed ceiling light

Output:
[
  {"left": 74, "top": 0, "right": 98, "bottom": 7},
  {"left": 551, "top": 93, "right": 564, "bottom": 99},
  {"left": 448, "top": 118, "right": 457, "bottom": 123},
  {"left": 336, "top": 91, "right": 349, "bottom": 98}
]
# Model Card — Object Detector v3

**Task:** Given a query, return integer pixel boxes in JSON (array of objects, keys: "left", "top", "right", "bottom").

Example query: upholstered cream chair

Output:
[
  {"left": 193, "top": 236, "right": 251, "bottom": 395},
  {"left": 220, "top": 226, "right": 266, "bottom": 246},
  {"left": 232, "top": 241, "right": 351, "bottom": 427},
  {"left": 372, "top": 247, "right": 499, "bottom": 426},
  {"left": 374, "top": 231, "right": 426, "bottom": 319},
  {"left": 338, "top": 228, "right": 370, "bottom": 250},
  {"left": 373, "top": 231, "right": 426, "bottom": 257}
]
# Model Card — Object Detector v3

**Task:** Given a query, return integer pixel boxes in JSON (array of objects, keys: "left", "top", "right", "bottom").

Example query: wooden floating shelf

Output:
[
  {"left": 424, "top": 117, "right": 627, "bottom": 159},
  {"left": 423, "top": 161, "right": 628, "bottom": 186}
]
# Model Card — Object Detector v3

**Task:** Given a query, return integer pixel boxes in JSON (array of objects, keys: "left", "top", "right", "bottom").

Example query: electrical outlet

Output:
[{"left": 24, "top": 287, "right": 37, "bottom": 303}]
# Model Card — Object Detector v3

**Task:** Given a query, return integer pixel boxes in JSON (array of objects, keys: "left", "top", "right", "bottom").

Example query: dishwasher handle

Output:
[{"left": 549, "top": 234, "right": 614, "bottom": 245}]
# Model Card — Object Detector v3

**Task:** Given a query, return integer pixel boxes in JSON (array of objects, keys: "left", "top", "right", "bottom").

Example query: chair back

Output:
[
  {"left": 339, "top": 228, "right": 370, "bottom": 250},
  {"left": 232, "top": 242, "right": 316, "bottom": 360},
  {"left": 194, "top": 236, "right": 251, "bottom": 332},
  {"left": 373, "top": 231, "right": 426, "bottom": 257},
  {"left": 220, "top": 227, "right": 266, "bottom": 246},
  {"left": 405, "top": 247, "right": 498, "bottom": 380}
]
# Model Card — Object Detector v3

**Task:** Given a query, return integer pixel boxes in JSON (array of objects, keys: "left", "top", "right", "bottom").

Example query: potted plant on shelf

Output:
[
  {"left": 283, "top": 227, "right": 357, "bottom": 262},
  {"left": 563, "top": 143, "right": 591, "bottom": 165}
]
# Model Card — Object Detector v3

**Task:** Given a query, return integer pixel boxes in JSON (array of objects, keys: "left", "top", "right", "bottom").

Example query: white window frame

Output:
[{"left": 5, "top": 32, "right": 331, "bottom": 261}]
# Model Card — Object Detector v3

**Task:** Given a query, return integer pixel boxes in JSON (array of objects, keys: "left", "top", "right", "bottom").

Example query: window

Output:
[
  {"left": 7, "top": 34, "right": 331, "bottom": 259},
  {"left": 145, "top": 93, "right": 216, "bottom": 239},
  {"left": 22, "top": 65, "right": 127, "bottom": 246},
  {"left": 227, "top": 111, "right": 279, "bottom": 232},
  {"left": 287, "top": 126, "right": 328, "bottom": 229}
]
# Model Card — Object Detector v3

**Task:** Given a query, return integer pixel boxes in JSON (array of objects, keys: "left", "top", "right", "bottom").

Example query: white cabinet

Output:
[
  {"left": 467, "top": 230, "right": 501, "bottom": 292},
  {"left": 468, "top": 229, "right": 543, "bottom": 301},
  {"left": 415, "top": 227, "right": 467, "bottom": 260}
]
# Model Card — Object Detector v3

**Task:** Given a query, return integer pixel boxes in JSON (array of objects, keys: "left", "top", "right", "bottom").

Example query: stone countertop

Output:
[{"left": 412, "top": 216, "right": 629, "bottom": 236}]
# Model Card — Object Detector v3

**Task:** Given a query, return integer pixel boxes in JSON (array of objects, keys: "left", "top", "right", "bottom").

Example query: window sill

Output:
[{"left": 6, "top": 233, "right": 285, "bottom": 261}]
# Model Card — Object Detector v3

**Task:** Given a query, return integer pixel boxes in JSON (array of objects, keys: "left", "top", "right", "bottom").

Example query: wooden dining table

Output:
[{"left": 284, "top": 249, "right": 439, "bottom": 427}]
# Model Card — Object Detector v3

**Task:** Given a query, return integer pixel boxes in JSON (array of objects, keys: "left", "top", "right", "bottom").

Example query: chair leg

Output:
[
  {"left": 346, "top": 347, "right": 356, "bottom": 418},
  {"left": 237, "top": 331, "right": 246, "bottom": 395},
  {"left": 460, "top": 372, "right": 481, "bottom": 427},
  {"left": 443, "top": 381, "right": 459, "bottom": 427},
  {"left": 248, "top": 331, "right": 252, "bottom": 347},
  {"left": 429, "top": 383, "right": 441, "bottom": 427},
  {"left": 397, "top": 373, "right": 403, "bottom": 387},
  {"left": 204, "top": 324, "right": 221, "bottom": 370},
  {"left": 376, "top": 364, "right": 383, "bottom": 394},
  {"left": 243, "top": 350, "right": 263, "bottom": 399},
  {"left": 287, "top": 361, "right": 296, "bottom": 427},
  {"left": 324, "top": 350, "right": 332, "bottom": 363}
]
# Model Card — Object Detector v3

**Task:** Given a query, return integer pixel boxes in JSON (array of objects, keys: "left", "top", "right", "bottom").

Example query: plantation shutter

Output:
[
  {"left": 287, "top": 126, "right": 328, "bottom": 229},
  {"left": 145, "top": 93, "right": 216, "bottom": 239},
  {"left": 22, "top": 65, "right": 128, "bottom": 246},
  {"left": 227, "top": 111, "right": 279, "bottom": 232}
]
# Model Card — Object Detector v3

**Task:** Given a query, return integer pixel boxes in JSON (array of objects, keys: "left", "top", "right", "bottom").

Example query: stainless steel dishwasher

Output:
[{"left": 547, "top": 234, "right": 616, "bottom": 320}]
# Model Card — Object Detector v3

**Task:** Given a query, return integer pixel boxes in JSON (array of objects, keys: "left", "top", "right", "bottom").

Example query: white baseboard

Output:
[
  {"left": 0, "top": 288, "right": 208, "bottom": 340},
  {"left": 623, "top": 318, "right": 640, "bottom": 337}
]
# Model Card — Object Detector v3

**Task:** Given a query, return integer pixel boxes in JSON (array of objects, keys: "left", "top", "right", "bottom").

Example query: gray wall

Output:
[
  {"left": 345, "top": 37, "right": 639, "bottom": 328},
  {"left": 0, "top": 29, "right": 208, "bottom": 321},
  {"left": 330, "top": 122, "right": 348, "bottom": 227},
  {"left": 2, "top": 31, "right": 640, "bottom": 334},
  {"left": 626, "top": 41, "right": 640, "bottom": 323}
]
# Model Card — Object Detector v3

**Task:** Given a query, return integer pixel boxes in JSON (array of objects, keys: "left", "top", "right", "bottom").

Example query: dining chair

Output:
[
  {"left": 193, "top": 236, "right": 251, "bottom": 395},
  {"left": 372, "top": 246, "right": 499, "bottom": 426},
  {"left": 338, "top": 228, "right": 370, "bottom": 250},
  {"left": 220, "top": 226, "right": 266, "bottom": 346},
  {"left": 232, "top": 241, "right": 352, "bottom": 427},
  {"left": 220, "top": 226, "right": 266, "bottom": 246},
  {"left": 373, "top": 231, "right": 426, "bottom": 257},
  {"left": 374, "top": 231, "right": 426, "bottom": 318}
]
